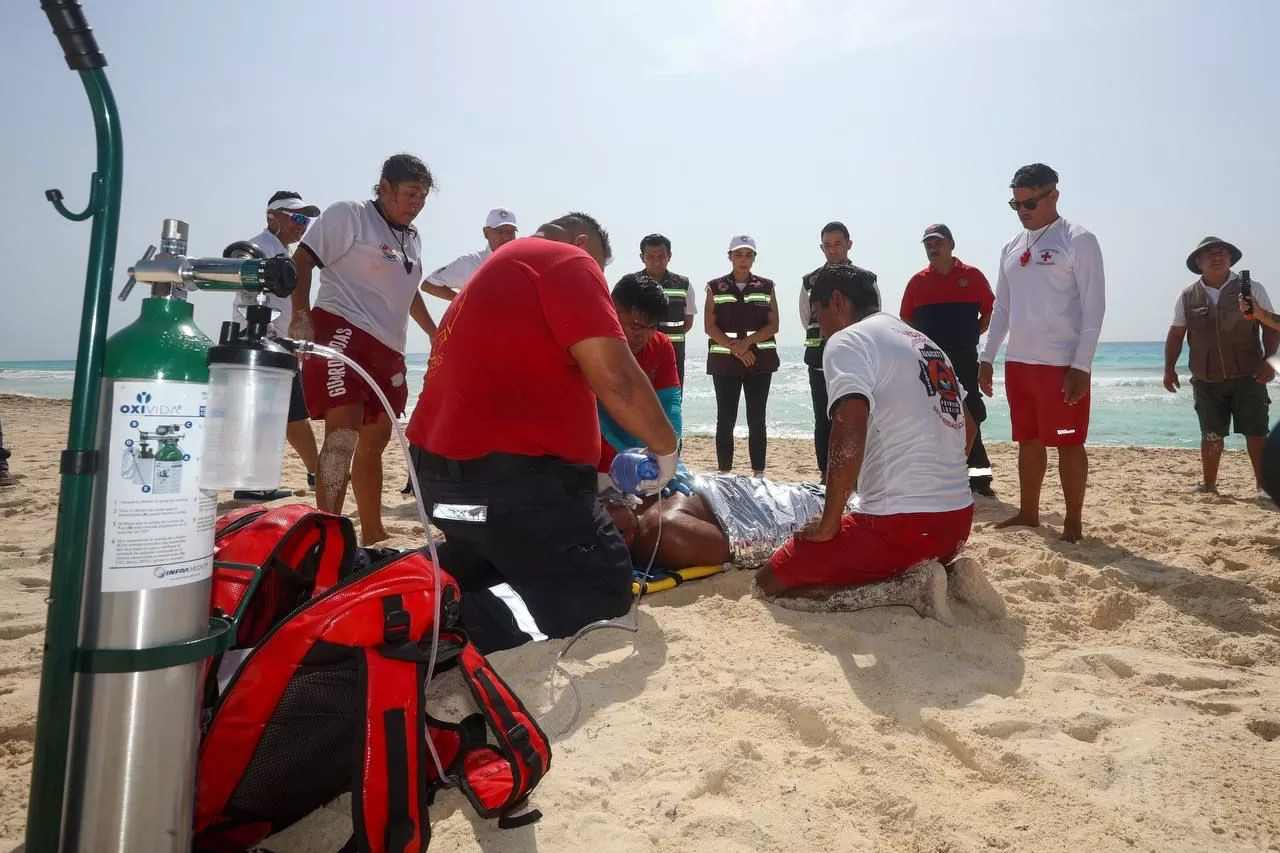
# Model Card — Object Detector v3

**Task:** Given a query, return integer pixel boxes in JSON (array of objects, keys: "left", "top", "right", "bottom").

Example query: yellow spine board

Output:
[{"left": 631, "top": 565, "right": 729, "bottom": 597}]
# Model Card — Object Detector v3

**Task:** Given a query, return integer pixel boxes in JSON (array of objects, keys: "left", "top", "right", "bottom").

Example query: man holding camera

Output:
[{"left": 1165, "top": 236, "right": 1278, "bottom": 499}]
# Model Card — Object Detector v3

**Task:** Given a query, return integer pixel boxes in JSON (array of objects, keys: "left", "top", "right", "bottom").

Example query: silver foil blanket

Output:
[{"left": 695, "top": 474, "right": 831, "bottom": 568}]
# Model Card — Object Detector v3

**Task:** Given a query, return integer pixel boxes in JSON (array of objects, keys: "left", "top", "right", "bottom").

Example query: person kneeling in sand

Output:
[
  {"left": 603, "top": 472, "right": 849, "bottom": 570},
  {"left": 753, "top": 263, "right": 993, "bottom": 623}
]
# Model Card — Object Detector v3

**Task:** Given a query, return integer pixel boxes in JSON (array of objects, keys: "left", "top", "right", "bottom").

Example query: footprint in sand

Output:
[
  {"left": 921, "top": 715, "right": 1001, "bottom": 782},
  {"left": 0, "top": 622, "right": 43, "bottom": 641},
  {"left": 1143, "top": 673, "right": 1239, "bottom": 691},
  {"left": 1062, "top": 713, "right": 1113, "bottom": 744},
  {"left": 974, "top": 719, "right": 1038, "bottom": 740},
  {"left": 1185, "top": 700, "right": 1241, "bottom": 716},
  {"left": 12, "top": 576, "right": 49, "bottom": 590},
  {"left": 1246, "top": 719, "right": 1280, "bottom": 742},
  {"left": 0, "top": 663, "right": 39, "bottom": 677},
  {"left": 1057, "top": 653, "right": 1136, "bottom": 679},
  {"left": 721, "top": 687, "right": 831, "bottom": 748},
  {"left": 0, "top": 720, "right": 36, "bottom": 744},
  {"left": 1089, "top": 590, "right": 1140, "bottom": 630}
]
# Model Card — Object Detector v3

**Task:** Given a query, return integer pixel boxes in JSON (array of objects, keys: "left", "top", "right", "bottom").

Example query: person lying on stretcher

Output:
[
  {"left": 602, "top": 473, "right": 849, "bottom": 570},
  {"left": 600, "top": 470, "right": 1004, "bottom": 624}
]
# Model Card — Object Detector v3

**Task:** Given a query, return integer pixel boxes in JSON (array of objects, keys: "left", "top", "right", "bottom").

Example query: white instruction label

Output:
[{"left": 101, "top": 379, "right": 218, "bottom": 592}]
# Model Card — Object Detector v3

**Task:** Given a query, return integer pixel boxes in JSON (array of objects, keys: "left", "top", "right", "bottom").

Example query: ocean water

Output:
[{"left": 0, "top": 343, "right": 1266, "bottom": 450}]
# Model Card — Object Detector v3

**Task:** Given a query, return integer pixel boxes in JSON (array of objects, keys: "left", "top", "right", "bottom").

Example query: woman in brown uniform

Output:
[{"left": 704, "top": 234, "right": 781, "bottom": 475}]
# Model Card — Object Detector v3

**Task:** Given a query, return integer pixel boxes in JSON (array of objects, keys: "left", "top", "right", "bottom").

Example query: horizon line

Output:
[{"left": 0, "top": 340, "right": 1174, "bottom": 365}]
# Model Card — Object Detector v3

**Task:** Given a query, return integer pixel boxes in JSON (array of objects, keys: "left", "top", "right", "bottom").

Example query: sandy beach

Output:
[{"left": 1, "top": 393, "right": 1278, "bottom": 852}]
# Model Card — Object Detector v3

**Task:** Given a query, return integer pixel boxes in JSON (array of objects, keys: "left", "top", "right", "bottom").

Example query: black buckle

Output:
[
  {"left": 442, "top": 587, "right": 460, "bottom": 628},
  {"left": 506, "top": 722, "right": 530, "bottom": 747},
  {"left": 384, "top": 609, "right": 411, "bottom": 645}
]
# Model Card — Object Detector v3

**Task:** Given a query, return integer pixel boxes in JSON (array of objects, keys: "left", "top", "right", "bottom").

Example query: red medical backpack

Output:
[{"left": 192, "top": 503, "right": 552, "bottom": 853}]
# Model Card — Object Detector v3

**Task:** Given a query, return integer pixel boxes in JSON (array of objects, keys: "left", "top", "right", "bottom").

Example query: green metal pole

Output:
[{"left": 25, "top": 3, "right": 122, "bottom": 850}]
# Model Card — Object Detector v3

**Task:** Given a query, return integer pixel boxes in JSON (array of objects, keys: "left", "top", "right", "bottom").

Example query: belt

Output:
[{"left": 417, "top": 450, "right": 595, "bottom": 491}]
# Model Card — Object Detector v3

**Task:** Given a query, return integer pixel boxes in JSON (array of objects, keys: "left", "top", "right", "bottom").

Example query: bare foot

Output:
[
  {"left": 945, "top": 557, "right": 1006, "bottom": 619},
  {"left": 361, "top": 526, "right": 390, "bottom": 546},
  {"left": 1059, "top": 519, "right": 1084, "bottom": 543},
  {"left": 994, "top": 512, "right": 1040, "bottom": 530}
]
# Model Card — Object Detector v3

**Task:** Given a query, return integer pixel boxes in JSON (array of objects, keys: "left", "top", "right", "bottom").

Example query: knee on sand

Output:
[{"left": 754, "top": 557, "right": 1005, "bottom": 625}]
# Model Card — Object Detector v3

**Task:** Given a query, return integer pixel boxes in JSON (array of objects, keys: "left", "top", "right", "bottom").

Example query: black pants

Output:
[
  {"left": 808, "top": 368, "right": 830, "bottom": 475},
  {"left": 0, "top": 412, "right": 8, "bottom": 471},
  {"left": 712, "top": 373, "right": 772, "bottom": 472},
  {"left": 673, "top": 341, "right": 686, "bottom": 395},
  {"left": 413, "top": 449, "right": 633, "bottom": 655},
  {"left": 946, "top": 347, "right": 992, "bottom": 485}
]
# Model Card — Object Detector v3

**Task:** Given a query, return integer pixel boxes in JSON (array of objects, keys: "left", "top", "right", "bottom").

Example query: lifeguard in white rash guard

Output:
[{"left": 752, "top": 263, "right": 993, "bottom": 622}]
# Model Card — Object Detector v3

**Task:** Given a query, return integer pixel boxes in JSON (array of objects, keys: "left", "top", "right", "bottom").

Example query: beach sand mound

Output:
[{"left": 1, "top": 399, "right": 1278, "bottom": 852}]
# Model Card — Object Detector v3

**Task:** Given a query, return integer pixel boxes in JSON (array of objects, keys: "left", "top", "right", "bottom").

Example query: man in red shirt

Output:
[
  {"left": 406, "top": 212, "right": 678, "bottom": 654},
  {"left": 901, "top": 224, "right": 997, "bottom": 496}
]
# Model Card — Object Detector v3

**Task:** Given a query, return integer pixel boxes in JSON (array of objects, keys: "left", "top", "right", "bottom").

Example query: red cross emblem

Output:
[{"left": 1040, "top": 250, "right": 1053, "bottom": 263}]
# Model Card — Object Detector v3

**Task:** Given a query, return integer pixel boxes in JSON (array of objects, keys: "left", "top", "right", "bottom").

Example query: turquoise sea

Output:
[{"left": 0, "top": 342, "right": 1266, "bottom": 450}]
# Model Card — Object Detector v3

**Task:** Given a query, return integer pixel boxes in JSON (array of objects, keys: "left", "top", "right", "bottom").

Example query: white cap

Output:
[
  {"left": 485, "top": 208, "right": 518, "bottom": 229},
  {"left": 728, "top": 234, "right": 757, "bottom": 253},
  {"left": 267, "top": 195, "right": 321, "bottom": 217}
]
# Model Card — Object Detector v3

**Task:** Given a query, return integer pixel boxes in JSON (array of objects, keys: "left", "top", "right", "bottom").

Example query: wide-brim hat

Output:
[{"left": 1186, "top": 236, "right": 1242, "bottom": 274}]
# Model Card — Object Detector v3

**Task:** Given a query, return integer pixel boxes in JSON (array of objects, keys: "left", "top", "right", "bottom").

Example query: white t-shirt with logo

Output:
[
  {"left": 823, "top": 312, "right": 974, "bottom": 516},
  {"left": 979, "top": 217, "right": 1106, "bottom": 372},
  {"left": 424, "top": 246, "right": 491, "bottom": 291},
  {"left": 300, "top": 200, "right": 423, "bottom": 353},
  {"left": 228, "top": 229, "right": 291, "bottom": 336},
  {"left": 1170, "top": 273, "right": 1272, "bottom": 325}
]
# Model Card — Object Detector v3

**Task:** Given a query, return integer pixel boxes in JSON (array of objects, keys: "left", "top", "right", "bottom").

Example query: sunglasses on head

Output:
[{"left": 1007, "top": 188, "right": 1054, "bottom": 211}]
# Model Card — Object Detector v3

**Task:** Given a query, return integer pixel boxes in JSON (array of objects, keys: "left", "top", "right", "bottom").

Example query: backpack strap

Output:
[
  {"left": 216, "top": 503, "right": 356, "bottom": 591},
  {"left": 212, "top": 504, "right": 358, "bottom": 646},
  {"left": 215, "top": 504, "right": 269, "bottom": 537},
  {"left": 432, "top": 629, "right": 551, "bottom": 828},
  {"left": 350, "top": 594, "right": 432, "bottom": 853}
]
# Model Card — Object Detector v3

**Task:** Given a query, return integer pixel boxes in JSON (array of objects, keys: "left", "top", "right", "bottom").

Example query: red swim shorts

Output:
[
  {"left": 1005, "top": 360, "right": 1090, "bottom": 447},
  {"left": 768, "top": 504, "right": 974, "bottom": 589},
  {"left": 300, "top": 308, "right": 408, "bottom": 425}
]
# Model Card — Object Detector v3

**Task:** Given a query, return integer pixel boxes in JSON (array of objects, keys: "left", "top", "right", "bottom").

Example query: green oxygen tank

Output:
[
  {"left": 28, "top": 7, "right": 296, "bottom": 849},
  {"left": 61, "top": 218, "right": 223, "bottom": 853}
]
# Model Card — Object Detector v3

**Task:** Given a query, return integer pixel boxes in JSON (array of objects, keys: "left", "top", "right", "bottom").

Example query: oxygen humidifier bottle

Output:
[{"left": 610, "top": 449, "right": 659, "bottom": 496}]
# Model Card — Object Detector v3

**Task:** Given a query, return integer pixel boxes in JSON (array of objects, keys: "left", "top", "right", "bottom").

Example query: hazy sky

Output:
[{"left": 2, "top": 0, "right": 1277, "bottom": 361}]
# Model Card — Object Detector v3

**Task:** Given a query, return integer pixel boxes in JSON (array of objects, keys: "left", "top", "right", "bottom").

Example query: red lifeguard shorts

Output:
[
  {"left": 1005, "top": 361, "right": 1090, "bottom": 447},
  {"left": 300, "top": 308, "right": 408, "bottom": 425},
  {"left": 768, "top": 505, "right": 974, "bottom": 589}
]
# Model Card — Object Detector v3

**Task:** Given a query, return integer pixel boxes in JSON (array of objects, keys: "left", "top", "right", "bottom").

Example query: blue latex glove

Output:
[{"left": 661, "top": 460, "right": 696, "bottom": 497}]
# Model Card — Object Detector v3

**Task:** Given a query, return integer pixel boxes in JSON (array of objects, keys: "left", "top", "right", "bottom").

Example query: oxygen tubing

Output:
[
  {"left": 545, "top": 495, "right": 662, "bottom": 739},
  {"left": 287, "top": 340, "right": 451, "bottom": 784}
]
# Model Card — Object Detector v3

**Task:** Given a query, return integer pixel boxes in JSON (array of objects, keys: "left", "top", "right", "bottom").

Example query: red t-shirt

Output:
[
  {"left": 597, "top": 332, "right": 679, "bottom": 473},
  {"left": 899, "top": 258, "right": 994, "bottom": 352},
  {"left": 407, "top": 238, "right": 626, "bottom": 465}
]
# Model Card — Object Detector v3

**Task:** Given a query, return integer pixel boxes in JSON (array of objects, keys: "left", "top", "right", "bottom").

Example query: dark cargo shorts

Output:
[{"left": 1191, "top": 376, "right": 1271, "bottom": 440}]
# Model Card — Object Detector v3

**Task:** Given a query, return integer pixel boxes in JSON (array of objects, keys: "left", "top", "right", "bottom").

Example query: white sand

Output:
[{"left": 2, "top": 395, "right": 1279, "bottom": 852}]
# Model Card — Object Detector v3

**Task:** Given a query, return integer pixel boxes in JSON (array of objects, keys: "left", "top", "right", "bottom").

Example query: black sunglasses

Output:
[{"left": 1008, "top": 189, "right": 1054, "bottom": 211}]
